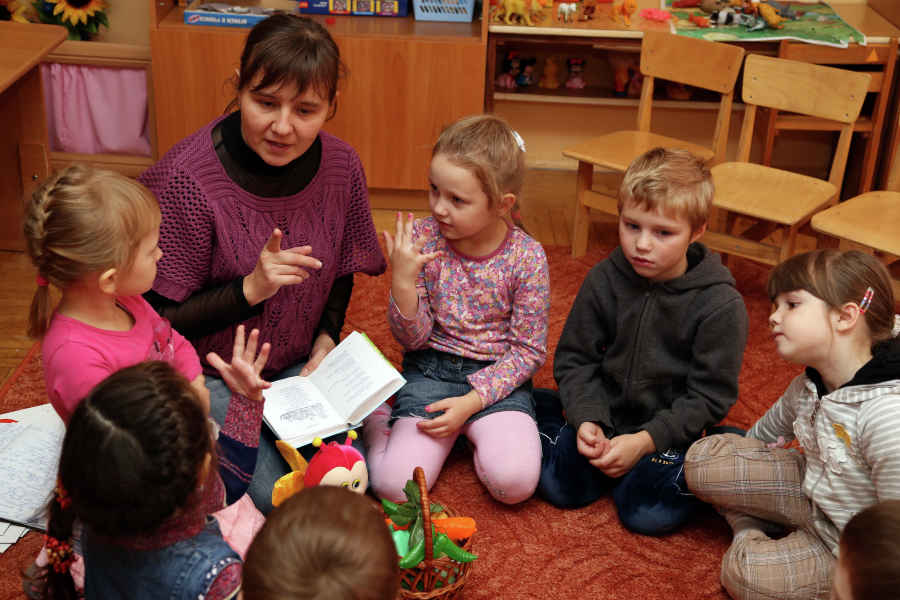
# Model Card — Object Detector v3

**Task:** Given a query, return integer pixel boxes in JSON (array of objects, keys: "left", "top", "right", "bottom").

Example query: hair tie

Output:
[
  {"left": 54, "top": 479, "right": 71, "bottom": 510},
  {"left": 893, "top": 314, "right": 900, "bottom": 338},
  {"left": 43, "top": 534, "right": 75, "bottom": 574},
  {"left": 511, "top": 210, "right": 522, "bottom": 220},
  {"left": 858, "top": 287, "right": 874, "bottom": 314},
  {"left": 36, "top": 275, "right": 49, "bottom": 287},
  {"left": 512, "top": 131, "right": 526, "bottom": 153}
]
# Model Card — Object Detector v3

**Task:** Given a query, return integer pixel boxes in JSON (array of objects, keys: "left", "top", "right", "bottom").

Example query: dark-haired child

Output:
[
  {"left": 833, "top": 500, "right": 900, "bottom": 600},
  {"left": 243, "top": 486, "right": 398, "bottom": 600},
  {"left": 37, "top": 326, "right": 271, "bottom": 600}
]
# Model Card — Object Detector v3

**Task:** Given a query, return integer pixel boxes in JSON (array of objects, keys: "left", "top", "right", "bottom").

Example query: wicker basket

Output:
[{"left": 392, "top": 467, "right": 475, "bottom": 600}]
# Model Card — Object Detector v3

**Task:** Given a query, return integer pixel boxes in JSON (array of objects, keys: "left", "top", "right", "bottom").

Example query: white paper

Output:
[
  {"left": 0, "top": 524, "right": 25, "bottom": 544},
  {"left": 0, "top": 522, "right": 8, "bottom": 536},
  {"left": 0, "top": 543, "right": 10, "bottom": 553},
  {"left": 0, "top": 423, "right": 64, "bottom": 528},
  {"left": 308, "top": 332, "right": 397, "bottom": 422},
  {"left": 263, "top": 378, "right": 344, "bottom": 443}
]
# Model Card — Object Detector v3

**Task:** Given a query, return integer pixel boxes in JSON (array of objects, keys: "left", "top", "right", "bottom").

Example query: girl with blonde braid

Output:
[{"left": 23, "top": 165, "right": 207, "bottom": 424}]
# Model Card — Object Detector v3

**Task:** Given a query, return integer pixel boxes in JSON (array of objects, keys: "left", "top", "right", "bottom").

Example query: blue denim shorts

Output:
[{"left": 391, "top": 348, "right": 535, "bottom": 424}]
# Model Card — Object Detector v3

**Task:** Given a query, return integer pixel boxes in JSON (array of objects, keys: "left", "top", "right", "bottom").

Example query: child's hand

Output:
[
  {"left": 206, "top": 325, "right": 271, "bottom": 401},
  {"left": 767, "top": 436, "right": 787, "bottom": 449},
  {"left": 417, "top": 390, "right": 483, "bottom": 439},
  {"left": 190, "top": 374, "right": 211, "bottom": 416},
  {"left": 244, "top": 229, "right": 322, "bottom": 306},
  {"left": 592, "top": 431, "right": 657, "bottom": 478},
  {"left": 383, "top": 213, "right": 442, "bottom": 287},
  {"left": 577, "top": 422, "right": 611, "bottom": 461}
]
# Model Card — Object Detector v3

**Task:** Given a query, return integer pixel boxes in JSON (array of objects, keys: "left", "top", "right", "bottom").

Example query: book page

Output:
[
  {"left": 262, "top": 377, "right": 344, "bottom": 444},
  {"left": 308, "top": 331, "right": 397, "bottom": 423},
  {"left": 0, "top": 424, "right": 64, "bottom": 528}
]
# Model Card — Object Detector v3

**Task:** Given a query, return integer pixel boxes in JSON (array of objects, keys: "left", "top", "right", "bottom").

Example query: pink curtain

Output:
[{"left": 42, "top": 62, "right": 152, "bottom": 157}]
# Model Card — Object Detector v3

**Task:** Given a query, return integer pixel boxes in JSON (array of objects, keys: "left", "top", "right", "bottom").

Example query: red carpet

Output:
[{"left": 0, "top": 247, "right": 803, "bottom": 600}]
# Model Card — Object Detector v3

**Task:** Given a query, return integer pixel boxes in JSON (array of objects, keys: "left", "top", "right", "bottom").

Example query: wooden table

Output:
[
  {"left": 484, "top": 1, "right": 900, "bottom": 197},
  {"left": 0, "top": 22, "right": 68, "bottom": 251}
]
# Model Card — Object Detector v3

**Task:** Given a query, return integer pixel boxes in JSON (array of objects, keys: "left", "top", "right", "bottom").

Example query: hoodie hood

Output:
[{"left": 609, "top": 243, "right": 736, "bottom": 291}]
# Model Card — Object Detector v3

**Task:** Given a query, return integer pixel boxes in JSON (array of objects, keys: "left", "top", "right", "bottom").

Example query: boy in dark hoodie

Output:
[{"left": 536, "top": 147, "right": 749, "bottom": 535}]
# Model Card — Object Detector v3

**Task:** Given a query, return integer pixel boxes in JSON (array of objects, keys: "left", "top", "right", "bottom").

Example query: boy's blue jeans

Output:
[{"left": 535, "top": 388, "right": 705, "bottom": 536}]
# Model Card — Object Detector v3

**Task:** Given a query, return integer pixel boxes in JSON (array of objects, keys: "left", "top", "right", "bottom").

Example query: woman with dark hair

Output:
[{"left": 138, "top": 14, "right": 386, "bottom": 514}]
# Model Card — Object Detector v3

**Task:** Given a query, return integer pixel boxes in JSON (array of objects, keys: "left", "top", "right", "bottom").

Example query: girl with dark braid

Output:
[{"left": 35, "top": 328, "right": 270, "bottom": 600}]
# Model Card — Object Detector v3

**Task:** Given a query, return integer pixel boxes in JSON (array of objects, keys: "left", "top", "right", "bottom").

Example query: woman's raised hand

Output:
[
  {"left": 383, "top": 213, "right": 442, "bottom": 287},
  {"left": 207, "top": 325, "right": 271, "bottom": 401},
  {"left": 243, "top": 229, "right": 322, "bottom": 306}
]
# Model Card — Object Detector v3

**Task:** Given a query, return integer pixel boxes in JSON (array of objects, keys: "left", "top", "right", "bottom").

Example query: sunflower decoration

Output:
[
  {"left": 32, "top": 0, "right": 109, "bottom": 40},
  {"left": 0, "top": 0, "right": 36, "bottom": 22}
]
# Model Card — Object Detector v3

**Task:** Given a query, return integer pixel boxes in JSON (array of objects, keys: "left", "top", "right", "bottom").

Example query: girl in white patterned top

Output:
[{"left": 685, "top": 249, "right": 900, "bottom": 600}]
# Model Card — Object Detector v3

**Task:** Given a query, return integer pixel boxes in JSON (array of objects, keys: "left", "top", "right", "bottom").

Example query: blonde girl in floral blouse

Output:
[{"left": 362, "top": 115, "right": 550, "bottom": 504}]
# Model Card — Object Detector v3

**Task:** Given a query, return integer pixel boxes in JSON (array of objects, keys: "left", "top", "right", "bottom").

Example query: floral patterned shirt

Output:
[{"left": 388, "top": 218, "right": 550, "bottom": 408}]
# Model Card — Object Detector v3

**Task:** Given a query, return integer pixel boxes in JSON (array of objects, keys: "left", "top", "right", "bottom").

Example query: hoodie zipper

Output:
[{"left": 624, "top": 285, "right": 653, "bottom": 403}]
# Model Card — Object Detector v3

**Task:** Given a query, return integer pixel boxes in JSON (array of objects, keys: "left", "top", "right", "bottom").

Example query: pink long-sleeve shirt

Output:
[
  {"left": 388, "top": 218, "right": 550, "bottom": 408},
  {"left": 42, "top": 295, "right": 203, "bottom": 424}
]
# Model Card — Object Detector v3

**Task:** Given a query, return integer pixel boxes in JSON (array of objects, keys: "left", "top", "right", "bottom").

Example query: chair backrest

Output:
[
  {"left": 736, "top": 54, "right": 870, "bottom": 193},
  {"left": 640, "top": 31, "right": 745, "bottom": 94},
  {"left": 636, "top": 32, "right": 745, "bottom": 165},
  {"left": 742, "top": 54, "right": 870, "bottom": 123}
]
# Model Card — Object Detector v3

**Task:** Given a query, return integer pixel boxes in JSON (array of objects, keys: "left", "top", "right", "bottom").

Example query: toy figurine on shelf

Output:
[
  {"left": 672, "top": 0, "right": 702, "bottom": 7},
  {"left": 565, "top": 58, "right": 587, "bottom": 90},
  {"left": 608, "top": 51, "right": 640, "bottom": 97},
  {"left": 689, "top": 12, "right": 711, "bottom": 27},
  {"left": 516, "top": 58, "right": 538, "bottom": 86},
  {"left": 495, "top": 0, "right": 538, "bottom": 26},
  {"left": 579, "top": 0, "right": 597, "bottom": 21},
  {"left": 613, "top": 0, "right": 637, "bottom": 26},
  {"left": 496, "top": 50, "right": 522, "bottom": 89},
  {"left": 539, "top": 57, "right": 560, "bottom": 89},
  {"left": 271, "top": 431, "right": 368, "bottom": 508},
  {"left": 666, "top": 82, "right": 693, "bottom": 101},
  {"left": 558, "top": 2, "right": 577, "bottom": 22}
]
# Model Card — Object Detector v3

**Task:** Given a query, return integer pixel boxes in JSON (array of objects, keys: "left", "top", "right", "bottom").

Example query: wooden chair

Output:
[
  {"left": 563, "top": 31, "right": 745, "bottom": 258},
  {"left": 702, "top": 55, "right": 871, "bottom": 267},
  {"left": 811, "top": 147, "right": 900, "bottom": 298}
]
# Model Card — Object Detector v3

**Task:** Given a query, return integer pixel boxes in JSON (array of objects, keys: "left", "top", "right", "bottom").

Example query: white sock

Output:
[{"left": 721, "top": 508, "right": 768, "bottom": 541}]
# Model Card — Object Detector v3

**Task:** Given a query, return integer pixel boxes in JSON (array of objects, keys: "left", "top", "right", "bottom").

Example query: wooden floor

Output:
[{"left": 0, "top": 169, "right": 816, "bottom": 389}]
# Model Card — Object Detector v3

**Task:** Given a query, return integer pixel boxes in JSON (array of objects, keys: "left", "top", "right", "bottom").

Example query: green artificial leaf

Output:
[
  {"left": 97, "top": 10, "right": 109, "bottom": 28},
  {"left": 429, "top": 503, "right": 444, "bottom": 514},
  {"left": 397, "top": 505, "right": 417, "bottom": 519},
  {"left": 403, "top": 480, "right": 421, "bottom": 508},
  {"left": 408, "top": 514, "right": 423, "bottom": 549},
  {"left": 389, "top": 513, "right": 413, "bottom": 527},
  {"left": 84, "top": 21, "right": 98, "bottom": 34}
]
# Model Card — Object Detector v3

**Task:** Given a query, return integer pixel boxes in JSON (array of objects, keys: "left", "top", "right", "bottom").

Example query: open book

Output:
[
  {"left": 0, "top": 404, "right": 66, "bottom": 534},
  {"left": 262, "top": 331, "right": 405, "bottom": 448}
]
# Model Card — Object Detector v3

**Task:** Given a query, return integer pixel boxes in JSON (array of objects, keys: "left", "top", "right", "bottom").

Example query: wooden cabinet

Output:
[{"left": 148, "top": 0, "right": 486, "bottom": 189}]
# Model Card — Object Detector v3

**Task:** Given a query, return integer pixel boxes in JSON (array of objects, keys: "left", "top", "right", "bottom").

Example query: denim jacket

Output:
[{"left": 82, "top": 517, "right": 240, "bottom": 600}]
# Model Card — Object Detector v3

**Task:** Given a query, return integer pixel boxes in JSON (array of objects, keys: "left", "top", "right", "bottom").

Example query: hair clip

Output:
[
  {"left": 43, "top": 534, "right": 75, "bottom": 574},
  {"left": 54, "top": 479, "right": 72, "bottom": 510},
  {"left": 859, "top": 287, "right": 874, "bottom": 315},
  {"left": 512, "top": 131, "right": 526, "bottom": 153},
  {"left": 892, "top": 314, "right": 900, "bottom": 338},
  {"left": 36, "top": 275, "right": 49, "bottom": 287},
  {"left": 511, "top": 210, "right": 521, "bottom": 220}
]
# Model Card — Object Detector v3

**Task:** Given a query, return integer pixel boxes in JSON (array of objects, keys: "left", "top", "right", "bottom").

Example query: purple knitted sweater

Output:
[{"left": 138, "top": 117, "right": 386, "bottom": 377}]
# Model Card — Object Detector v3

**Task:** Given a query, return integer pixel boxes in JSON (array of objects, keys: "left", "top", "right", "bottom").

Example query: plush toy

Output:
[
  {"left": 565, "top": 58, "right": 586, "bottom": 90},
  {"left": 538, "top": 57, "right": 560, "bottom": 89},
  {"left": 496, "top": 50, "right": 522, "bottom": 89},
  {"left": 271, "top": 430, "right": 368, "bottom": 507}
]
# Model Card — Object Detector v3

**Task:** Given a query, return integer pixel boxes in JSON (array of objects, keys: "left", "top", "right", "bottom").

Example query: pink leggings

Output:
[{"left": 362, "top": 405, "right": 541, "bottom": 505}]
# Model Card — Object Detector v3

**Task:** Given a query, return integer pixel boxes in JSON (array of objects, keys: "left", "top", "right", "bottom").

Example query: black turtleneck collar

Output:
[
  {"left": 213, "top": 111, "right": 322, "bottom": 198},
  {"left": 806, "top": 338, "right": 900, "bottom": 398}
]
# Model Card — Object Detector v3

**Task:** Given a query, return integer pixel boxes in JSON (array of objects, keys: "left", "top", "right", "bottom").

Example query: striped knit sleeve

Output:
[
  {"left": 747, "top": 375, "right": 805, "bottom": 443},
  {"left": 857, "top": 389, "right": 900, "bottom": 501},
  {"left": 218, "top": 393, "right": 265, "bottom": 505}
]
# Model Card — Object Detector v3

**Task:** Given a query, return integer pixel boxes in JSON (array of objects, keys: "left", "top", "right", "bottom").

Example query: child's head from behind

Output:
[
  {"left": 617, "top": 148, "right": 713, "bottom": 282},
  {"left": 23, "top": 165, "right": 161, "bottom": 339},
  {"left": 431, "top": 114, "right": 528, "bottom": 239},
  {"left": 833, "top": 500, "right": 900, "bottom": 600},
  {"left": 767, "top": 250, "right": 898, "bottom": 366},
  {"left": 243, "top": 486, "right": 397, "bottom": 600},
  {"left": 228, "top": 14, "right": 347, "bottom": 166},
  {"left": 42, "top": 361, "right": 212, "bottom": 599}
]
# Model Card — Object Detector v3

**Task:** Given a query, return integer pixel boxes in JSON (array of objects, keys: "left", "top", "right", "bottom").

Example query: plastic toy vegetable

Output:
[{"left": 433, "top": 517, "right": 477, "bottom": 541}]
